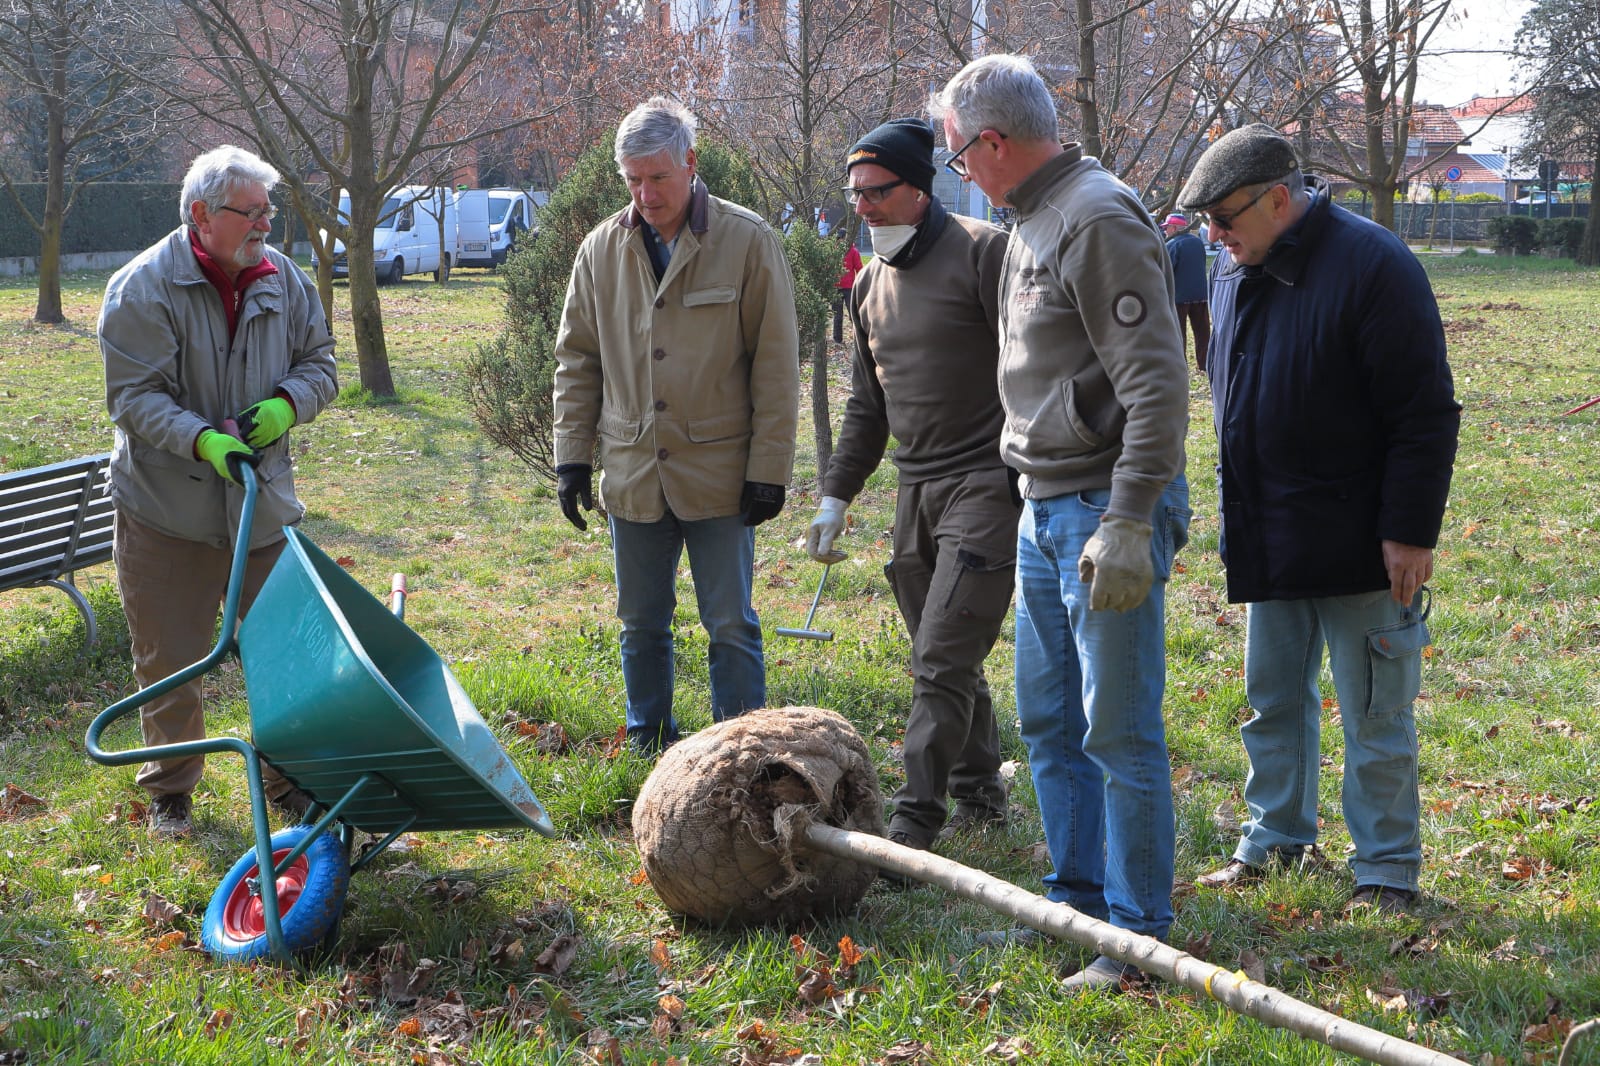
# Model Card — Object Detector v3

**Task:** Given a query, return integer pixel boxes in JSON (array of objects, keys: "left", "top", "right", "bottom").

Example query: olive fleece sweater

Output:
[{"left": 821, "top": 201, "right": 1009, "bottom": 503}]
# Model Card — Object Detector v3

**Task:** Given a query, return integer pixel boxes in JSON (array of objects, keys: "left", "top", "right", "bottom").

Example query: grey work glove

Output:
[
  {"left": 805, "top": 496, "right": 849, "bottom": 563},
  {"left": 1078, "top": 515, "right": 1155, "bottom": 612}
]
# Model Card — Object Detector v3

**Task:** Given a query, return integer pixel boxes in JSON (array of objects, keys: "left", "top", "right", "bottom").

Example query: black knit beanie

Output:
[{"left": 847, "top": 119, "right": 936, "bottom": 194}]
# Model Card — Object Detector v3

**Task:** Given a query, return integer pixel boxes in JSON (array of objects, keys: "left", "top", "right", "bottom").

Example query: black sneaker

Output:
[
  {"left": 148, "top": 793, "right": 193, "bottom": 838},
  {"left": 1344, "top": 884, "right": 1417, "bottom": 916},
  {"left": 879, "top": 830, "right": 930, "bottom": 888}
]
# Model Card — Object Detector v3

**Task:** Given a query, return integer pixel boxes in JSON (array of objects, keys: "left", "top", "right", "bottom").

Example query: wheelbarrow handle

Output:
[{"left": 86, "top": 463, "right": 262, "bottom": 765}]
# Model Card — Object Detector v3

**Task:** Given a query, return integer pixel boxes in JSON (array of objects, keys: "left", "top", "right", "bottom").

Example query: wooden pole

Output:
[{"left": 802, "top": 823, "right": 1463, "bottom": 1066}]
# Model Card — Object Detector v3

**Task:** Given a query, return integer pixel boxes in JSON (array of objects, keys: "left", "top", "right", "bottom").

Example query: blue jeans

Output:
[
  {"left": 1236, "top": 592, "right": 1422, "bottom": 891},
  {"left": 610, "top": 512, "right": 765, "bottom": 750},
  {"left": 1013, "top": 477, "right": 1190, "bottom": 938}
]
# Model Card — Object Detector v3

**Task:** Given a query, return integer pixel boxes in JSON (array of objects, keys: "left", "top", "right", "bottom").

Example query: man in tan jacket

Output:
[{"left": 552, "top": 97, "right": 800, "bottom": 754}]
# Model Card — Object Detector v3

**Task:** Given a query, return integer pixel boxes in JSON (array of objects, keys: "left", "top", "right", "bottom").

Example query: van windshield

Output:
[
  {"left": 334, "top": 193, "right": 407, "bottom": 228},
  {"left": 488, "top": 197, "right": 514, "bottom": 224}
]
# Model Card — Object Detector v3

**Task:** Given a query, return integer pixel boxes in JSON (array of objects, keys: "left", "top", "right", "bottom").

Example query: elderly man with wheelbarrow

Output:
[{"left": 99, "top": 145, "right": 337, "bottom": 837}]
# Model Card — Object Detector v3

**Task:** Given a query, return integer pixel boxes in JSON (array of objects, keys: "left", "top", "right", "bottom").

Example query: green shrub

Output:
[
  {"left": 1535, "top": 217, "right": 1585, "bottom": 258},
  {"left": 1486, "top": 214, "right": 1538, "bottom": 255},
  {"left": 1454, "top": 192, "right": 1504, "bottom": 203}
]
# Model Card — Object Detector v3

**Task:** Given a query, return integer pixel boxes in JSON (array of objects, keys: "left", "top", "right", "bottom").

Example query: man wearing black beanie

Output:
[{"left": 806, "top": 119, "right": 1019, "bottom": 865}]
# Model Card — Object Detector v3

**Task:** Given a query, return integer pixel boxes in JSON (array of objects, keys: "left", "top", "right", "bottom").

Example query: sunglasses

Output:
[
  {"left": 1198, "top": 185, "right": 1277, "bottom": 232},
  {"left": 843, "top": 180, "right": 906, "bottom": 205}
]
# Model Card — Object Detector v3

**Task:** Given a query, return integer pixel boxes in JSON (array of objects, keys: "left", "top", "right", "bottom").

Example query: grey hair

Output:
[
  {"left": 929, "top": 54, "right": 1059, "bottom": 144},
  {"left": 615, "top": 96, "right": 698, "bottom": 168},
  {"left": 180, "top": 145, "right": 280, "bottom": 228}
]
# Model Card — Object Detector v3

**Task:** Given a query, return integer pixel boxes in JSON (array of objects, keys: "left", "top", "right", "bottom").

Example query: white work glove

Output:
[
  {"left": 1078, "top": 515, "right": 1155, "bottom": 612},
  {"left": 805, "top": 496, "right": 849, "bottom": 563}
]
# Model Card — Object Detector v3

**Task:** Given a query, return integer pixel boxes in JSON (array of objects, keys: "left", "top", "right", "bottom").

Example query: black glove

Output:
[
  {"left": 740, "top": 481, "right": 785, "bottom": 527},
  {"left": 1005, "top": 466, "right": 1022, "bottom": 509},
  {"left": 557, "top": 463, "right": 594, "bottom": 531}
]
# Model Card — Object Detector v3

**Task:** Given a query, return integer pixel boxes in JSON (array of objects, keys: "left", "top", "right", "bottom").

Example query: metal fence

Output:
[{"left": 1340, "top": 200, "right": 1591, "bottom": 244}]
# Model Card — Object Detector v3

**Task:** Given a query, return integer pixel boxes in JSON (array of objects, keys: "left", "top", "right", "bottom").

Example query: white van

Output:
[
  {"left": 455, "top": 188, "right": 538, "bottom": 268},
  {"left": 315, "top": 185, "right": 458, "bottom": 283}
]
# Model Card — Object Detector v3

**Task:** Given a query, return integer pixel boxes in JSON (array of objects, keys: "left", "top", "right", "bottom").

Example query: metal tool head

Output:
[{"left": 776, "top": 557, "right": 843, "bottom": 641}]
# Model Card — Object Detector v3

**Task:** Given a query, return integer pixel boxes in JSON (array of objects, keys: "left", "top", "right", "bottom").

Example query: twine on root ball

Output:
[{"left": 632, "top": 705, "right": 884, "bottom": 927}]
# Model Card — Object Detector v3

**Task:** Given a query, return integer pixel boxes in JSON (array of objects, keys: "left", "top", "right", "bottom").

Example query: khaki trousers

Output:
[{"left": 115, "top": 509, "right": 287, "bottom": 798}]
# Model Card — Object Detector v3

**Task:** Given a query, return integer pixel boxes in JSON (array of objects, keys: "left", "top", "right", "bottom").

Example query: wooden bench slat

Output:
[{"left": 0, "top": 453, "right": 115, "bottom": 651}]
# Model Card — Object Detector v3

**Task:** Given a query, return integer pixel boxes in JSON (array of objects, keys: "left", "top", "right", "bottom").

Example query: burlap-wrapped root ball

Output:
[{"left": 632, "top": 705, "right": 884, "bottom": 927}]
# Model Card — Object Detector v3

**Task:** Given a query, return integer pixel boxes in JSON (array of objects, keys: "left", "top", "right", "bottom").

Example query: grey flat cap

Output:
[{"left": 1178, "top": 123, "right": 1298, "bottom": 210}]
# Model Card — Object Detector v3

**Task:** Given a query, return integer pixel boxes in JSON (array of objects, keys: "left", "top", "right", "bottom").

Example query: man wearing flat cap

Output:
[
  {"left": 806, "top": 119, "right": 1017, "bottom": 859},
  {"left": 931, "top": 55, "right": 1191, "bottom": 992},
  {"left": 1179, "top": 123, "right": 1460, "bottom": 915}
]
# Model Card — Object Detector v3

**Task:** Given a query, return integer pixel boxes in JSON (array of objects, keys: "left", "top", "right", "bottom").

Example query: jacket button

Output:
[
  {"left": 655, "top": 297, "right": 665, "bottom": 309},
  {"left": 653, "top": 348, "right": 665, "bottom": 360},
  {"left": 657, "top": 448, "right": 669, "bottom": 460},
  {"left": 654, "top": 400, "right": 667, "bottom": 411}
]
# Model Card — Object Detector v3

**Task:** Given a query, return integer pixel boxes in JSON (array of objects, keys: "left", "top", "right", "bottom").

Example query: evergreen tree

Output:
[{"left": 1516, "top": 0, "right": 1600, "bottom": 265}]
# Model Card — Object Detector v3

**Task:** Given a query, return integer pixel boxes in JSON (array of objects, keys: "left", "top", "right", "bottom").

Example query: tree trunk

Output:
[
  {"left": 802, "top": 822, "right": 1466, "bottom": 1066},
  {"left": 810, "top": 318, "right": 832, "bottom": 483},
  {"left": 32, "top": 44, "right": 68, "bottom": 325},
  {"left": 1580, "top": 139, "right": 1600, "bottom": 267}
]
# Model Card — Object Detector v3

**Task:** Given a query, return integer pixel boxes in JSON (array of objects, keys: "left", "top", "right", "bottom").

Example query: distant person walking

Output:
[
  {"left": 834, "top": 238, "right": 863, "bottom": 343},
  {"left": 1161, "top": 213, "right": 1210, "bottom": 372}
]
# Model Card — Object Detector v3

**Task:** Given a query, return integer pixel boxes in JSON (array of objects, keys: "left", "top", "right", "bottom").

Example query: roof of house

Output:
[{"left": 1450, "top": 93, "right": 1535, "bottom": 118}]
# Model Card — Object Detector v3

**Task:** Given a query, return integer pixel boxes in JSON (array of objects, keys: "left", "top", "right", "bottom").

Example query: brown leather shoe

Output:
[{"left": 1194, "top": 858, "right": 1262, "bottom": 889}]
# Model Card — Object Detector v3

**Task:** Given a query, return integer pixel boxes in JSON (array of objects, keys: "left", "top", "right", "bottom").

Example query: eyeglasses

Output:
[
  {"left": 945, "top": 130, "right": 1005, "bottom": 179},
  {"left": 843, "top": 180, "right": 905, "bottom": 205},
  {"left": 215, "top": 203, "right": 279, "bottom": 223},
  {"left": 1199, "top": 185, "right": 1276, "bottom": 232}
]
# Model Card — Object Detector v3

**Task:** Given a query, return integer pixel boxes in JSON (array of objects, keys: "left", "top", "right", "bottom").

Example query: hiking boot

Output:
[
  {"left": 1343, "top": 885, "right": 1417, "bottom": 916},
  {"left": 937, "top": 802, "right": 1008, "bottom": 843},
  {"left": 878, "top": 830, "right": 930, "bottom": 888},
  {"left": 1060, "top": 954, "right": 1146, "bottom": 993},
  {"left": 268, "top": 786, "right": 316, "bottom": 823},
  {"left": 148, "top": 793, "right": 193, "bottom": 838}
]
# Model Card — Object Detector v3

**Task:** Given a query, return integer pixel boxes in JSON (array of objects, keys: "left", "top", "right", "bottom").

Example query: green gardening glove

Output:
[
  {"left": 196, "top": 429, "right": 254, "bottom": 484},
  {"left": 234, "top": 396, "right": 295, "bottom": 448}
]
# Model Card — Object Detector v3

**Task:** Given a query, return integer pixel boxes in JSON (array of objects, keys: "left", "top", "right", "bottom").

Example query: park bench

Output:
[{"left": 0, "top": 453, "right": 115, "bottom": 651}]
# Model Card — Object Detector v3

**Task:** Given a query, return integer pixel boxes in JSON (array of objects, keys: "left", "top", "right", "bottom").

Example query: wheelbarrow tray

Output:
[{"left": 239, "top": 528, "right": 551, "bottom": 836}]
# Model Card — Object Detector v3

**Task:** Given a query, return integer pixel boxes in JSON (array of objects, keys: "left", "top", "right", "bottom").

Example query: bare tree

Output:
[
  {"left": 137, "top": 0, "right": 552, "bottom": 396},
  {"left": 0, "top": 0, "right": 169, "bottom": 324}
]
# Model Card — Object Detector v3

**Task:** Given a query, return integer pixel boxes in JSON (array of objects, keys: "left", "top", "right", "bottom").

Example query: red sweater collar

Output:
[{"left": 188, "top": 229, "right": 279, "bottom": 342}]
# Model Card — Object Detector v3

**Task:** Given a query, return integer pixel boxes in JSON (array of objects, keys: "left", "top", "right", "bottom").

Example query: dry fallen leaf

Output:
[
  {"left": 142, "top": 892, "right": 184, "bottom": 927},
  {"left": 0, "top": 783, "right": 47, "bottom": 820}
]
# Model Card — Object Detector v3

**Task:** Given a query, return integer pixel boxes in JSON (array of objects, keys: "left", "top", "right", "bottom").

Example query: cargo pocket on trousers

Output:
[
  {"left": 1364, "top": 587, "right": 1431, "bottom": 719},
  {"left": 934, "top": 550, "right": 1016, "bottom": 627}
]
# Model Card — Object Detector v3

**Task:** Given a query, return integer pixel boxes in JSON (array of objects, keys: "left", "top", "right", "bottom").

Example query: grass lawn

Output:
[{"left": 1, "top": 252, "right": 1597, "bottom": 1064}]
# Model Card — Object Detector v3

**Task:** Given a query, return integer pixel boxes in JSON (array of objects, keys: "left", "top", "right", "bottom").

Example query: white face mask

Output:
[{"left": 867, "top": 223, "right": 918, "bottom": 260}]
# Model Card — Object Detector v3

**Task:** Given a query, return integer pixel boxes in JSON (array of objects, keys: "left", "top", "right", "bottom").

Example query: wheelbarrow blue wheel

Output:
[{"left": 201, "top": 824, "right": 351, "bottom": 961}]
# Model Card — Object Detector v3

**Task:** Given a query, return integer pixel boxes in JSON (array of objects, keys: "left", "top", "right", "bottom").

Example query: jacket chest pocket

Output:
[{"left": 681, "top": 285, "right": 737, "bottom": 307}]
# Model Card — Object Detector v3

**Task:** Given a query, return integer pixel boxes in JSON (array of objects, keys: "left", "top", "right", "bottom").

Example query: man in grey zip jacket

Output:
[
  {"left": 100, "top": 145, "right": 337, "bottom": 837},
  {"left": 934, "top": 55, "right": 1190, "bottom": 991}
]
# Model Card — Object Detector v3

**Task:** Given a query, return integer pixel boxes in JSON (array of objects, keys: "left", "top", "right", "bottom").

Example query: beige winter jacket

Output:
[{"left": 552, "top": 180, "right": 799, "bottom": 522}]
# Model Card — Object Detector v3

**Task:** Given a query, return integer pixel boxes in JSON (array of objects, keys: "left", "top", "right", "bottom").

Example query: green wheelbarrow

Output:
[{"left": 86, "top": 459, "right": 555, "bottom": 964}]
